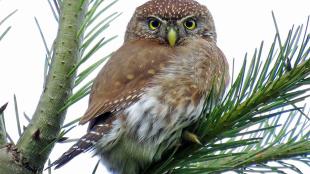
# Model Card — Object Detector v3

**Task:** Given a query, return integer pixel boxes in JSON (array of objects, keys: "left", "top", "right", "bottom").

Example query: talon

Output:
[{"left": 183, "top": 131, "right": 202, "bottom": 145}]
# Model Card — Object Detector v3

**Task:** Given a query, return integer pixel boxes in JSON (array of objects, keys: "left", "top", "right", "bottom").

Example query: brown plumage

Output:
[
  {"left": 51, "top": 0, "right": 229, "bottom": 173},
  {"left": 80, "top": 40, "right": 175, "bottom": 124},
  {"left": 136, "top": 0, "right": 209, "bottom": 19}
]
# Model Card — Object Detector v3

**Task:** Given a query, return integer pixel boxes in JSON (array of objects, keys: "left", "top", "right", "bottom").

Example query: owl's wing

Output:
[
  {"left": 51, "top": 40, "right": 174, "bottom": 168},
  {"left": 79, "top": 40, "right": 174, "bottom": 124}
]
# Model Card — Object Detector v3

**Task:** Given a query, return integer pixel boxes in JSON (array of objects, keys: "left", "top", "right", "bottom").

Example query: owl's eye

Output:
[
  {"left": 148, "top": 18, "right": 161, "bottom": 30},
  {"left": 184, "top": 19, "right": 197, "bottom": 30}
]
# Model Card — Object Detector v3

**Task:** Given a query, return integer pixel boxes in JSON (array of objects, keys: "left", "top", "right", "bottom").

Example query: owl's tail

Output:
[
  {"left": 47, "top": 129, "right": 99, "bottom": 169},
  {"left": 47, "top": 113, "right": 116, "bottom": 169},
  {"left": 48, "top": 116, "right": 115, "bottom": 169}
]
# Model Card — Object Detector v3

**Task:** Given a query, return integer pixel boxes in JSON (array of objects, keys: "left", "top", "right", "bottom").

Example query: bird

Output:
[{"left": 51, "top": 0, "right": 229, "bottom": 173}]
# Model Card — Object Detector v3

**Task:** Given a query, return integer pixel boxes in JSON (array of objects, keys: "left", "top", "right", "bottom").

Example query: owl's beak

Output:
[{"left": 167, "top": 28, "right": 177, "bottom": 47}]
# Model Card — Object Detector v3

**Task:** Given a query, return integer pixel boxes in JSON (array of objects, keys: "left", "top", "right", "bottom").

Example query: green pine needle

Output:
[{"left": 0, "top": 10, "right": 17, "bottom": 41}]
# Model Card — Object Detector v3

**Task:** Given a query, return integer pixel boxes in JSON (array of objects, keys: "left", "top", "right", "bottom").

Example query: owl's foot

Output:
[{"left": 183, "top": 131, "right": 202, "bottom": 145}]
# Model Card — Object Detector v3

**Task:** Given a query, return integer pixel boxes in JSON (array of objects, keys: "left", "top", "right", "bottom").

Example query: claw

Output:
[{"left": 183, "top": 131, "right": 202, "bottom": 145}]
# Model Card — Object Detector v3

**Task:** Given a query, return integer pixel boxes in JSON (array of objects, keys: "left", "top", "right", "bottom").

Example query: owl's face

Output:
[{"left": 125, "top": 0, "right": 217, "bottom": 47}]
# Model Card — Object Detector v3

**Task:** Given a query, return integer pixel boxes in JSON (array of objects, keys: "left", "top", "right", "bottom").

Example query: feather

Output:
[
  {"left": 79, "top": 40, "right": 175, "bottom": 124},
  {"left": 49, "top": 116, "right": 115, "bottom": 169}
]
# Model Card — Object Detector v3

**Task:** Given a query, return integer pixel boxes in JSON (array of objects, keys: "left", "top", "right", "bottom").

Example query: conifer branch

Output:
[
  {"left": 15, "top": 0, "right": 88, "bottom": 171},
  {"left": 0, "top": 0, "right": 88, "bottom": 173}
]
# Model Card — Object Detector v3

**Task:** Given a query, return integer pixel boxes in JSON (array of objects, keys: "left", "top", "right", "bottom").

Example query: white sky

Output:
[{"left": 0, "top": 0, "right": 309, "bottom": 174}]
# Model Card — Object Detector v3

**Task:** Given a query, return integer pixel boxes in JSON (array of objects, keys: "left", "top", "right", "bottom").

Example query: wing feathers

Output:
[{"left": 79, "top": 40, "right": 174, "bottom": 124}]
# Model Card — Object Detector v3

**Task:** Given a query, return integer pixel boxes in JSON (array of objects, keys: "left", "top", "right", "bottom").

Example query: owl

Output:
[{"left": 51, "top": 0, "right": 229, "bottom": 173}]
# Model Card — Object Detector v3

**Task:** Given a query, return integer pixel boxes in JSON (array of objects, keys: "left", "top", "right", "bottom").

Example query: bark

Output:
[{"left": 0, "top": 145, "right": 32, "bottom": 174}]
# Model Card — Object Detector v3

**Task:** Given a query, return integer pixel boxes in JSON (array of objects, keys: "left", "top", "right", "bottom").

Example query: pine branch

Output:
[
  {"left": 0, "top": 144, "right": 33, "bottom": 174},
  {"left": 16, "top": 0, "right": 88, "bottom": 171},
  {"left": 0, "top": 0, "right": 119, "bottom": 173},
  {"left": 0, "top": 0, "right": 88, "bottom": 173},
  {"left": 146, "top": 16, "right": 310, "bottom": 174},
  {"left": 55, "top": 0, "right": 121, "bottom": 126},
  {"left": 168, "top": 138, "right": 310, "bottom": 173}
]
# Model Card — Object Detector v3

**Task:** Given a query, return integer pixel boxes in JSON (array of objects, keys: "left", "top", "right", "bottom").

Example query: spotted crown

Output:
[{"left": 136, "top": 0, "right": 209, "bottom": 19}]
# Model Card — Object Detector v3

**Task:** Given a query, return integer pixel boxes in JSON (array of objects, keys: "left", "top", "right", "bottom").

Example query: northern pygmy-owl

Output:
[{"left": 52, "top": 0, "right": 229, "bottom": 173}]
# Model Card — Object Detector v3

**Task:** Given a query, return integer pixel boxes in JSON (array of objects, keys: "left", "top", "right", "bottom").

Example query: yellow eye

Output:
[
  {"left": 148, "top": 18, "right": 161, "bottom": 30},
  {"left": 184, "top": 19, "right": 197, "bottom": 30}
]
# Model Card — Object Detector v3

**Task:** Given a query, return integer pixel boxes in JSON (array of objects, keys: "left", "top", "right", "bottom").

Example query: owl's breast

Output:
[{"left": 121, "top": 81, "right": 205, "bottom": 161}]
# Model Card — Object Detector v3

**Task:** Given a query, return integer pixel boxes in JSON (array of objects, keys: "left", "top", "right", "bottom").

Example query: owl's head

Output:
[{"left": 125, "top": 0, "right": 216, "bottom": 47}]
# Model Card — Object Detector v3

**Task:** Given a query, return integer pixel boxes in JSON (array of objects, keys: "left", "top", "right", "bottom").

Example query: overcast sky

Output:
[{"left": 0, "top": 0, "right": 309, "bottom": 173}]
